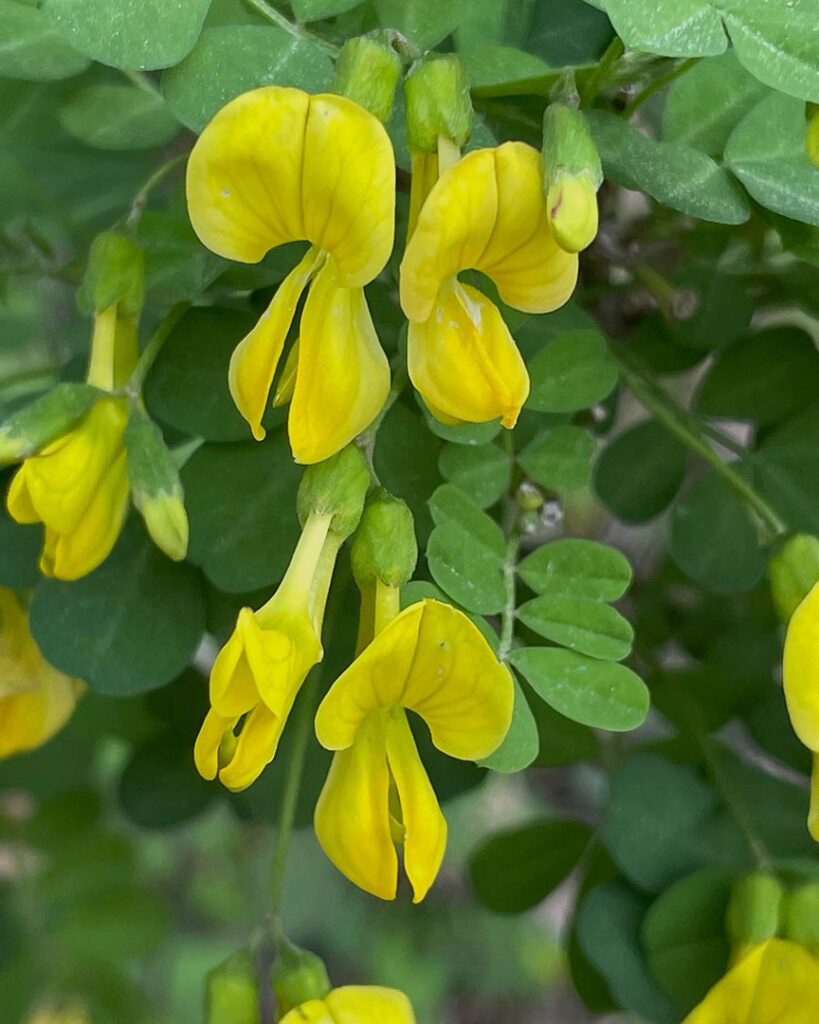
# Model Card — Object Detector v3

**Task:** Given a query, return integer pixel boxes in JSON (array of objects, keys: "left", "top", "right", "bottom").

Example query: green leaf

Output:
[
  {"left": 118, "top": 735, "right": 216, "bottom": 828},
  {"left": 662, "top": 51, "right": 769, "bottom": 157},
  {"left": 516, "top": 595, "right": 634, "bottom": 661},
  {"left": 52, "top": 884, "right": 169, "bottom": 960},
  {"left": 374, "top": 0, "right": 466, "bottom": 51},
  {"left": 162, "top": 25, "right": 334, "bottom": 132},
  {"left": 181, "top": 435, "right": 303, "bottom": 593},
  {"left": 589, "top": 110, "right": 751, "bottom": 225},
  {"left": 670, "top": 471, "right": 767, "bottom": 592},
  {"left": 470, "top": 819, "right": 593, "bottom": 913},
  {"left": 526, "top": 329, "right": 617, "bottom": 413},
  {"left": 725, "top": 93, "right": 819, "bottom": 227},
  {"left": 290, "top": 0, "right": 361, "bottom": 19},
  {"left": 460, "top": 45, "right": 559, "bottom": 96},
  {"left": 641, "top": 867, "right": 732, "bottom": 1010},
  {"left": 750, "top": 404, "right": 819, "bottom": 535},
  {"left": 0, "top": 0, "right": 89, "bottom": 79},
  {"left": 594, "top": 420, "right": 687, "bottom": 523},
  {"left": 478, "top": 676, "right": 539, "bottom": 773},
  {"left": 525, "top": 0, "right": 614, "bottom": 67},
  {"left": 59, "top": 85, "right": 180, "bottom": 150},
  {"left": 44, "top": 0, "right": 211, "bottom": 70},
  {"left": 596, "top": 0, "right": 726, "bottom": 58},
  {"left": 531, "top": 693, "right": 599, "bottom": 765},
  {"left": 438, "top": 442, "right": 511, "bottom": 509},
  {"left": 29, "top": 519, "right": 205, "bottom": 695},
  {"left": 0, "top": 488, "right": 40, "bottom": 587},
  {"left": 517, "top": 538, "right": 632, "bottom": 601},
  {"left": 137, "top": 212, "right": 226, "bottom": 306},
  {"left": 669, "top": 263, "right": 755, "bottom": 352},
  {"left": 426, "top": 484, "right": 506, "bottom": 614},
  {"left": 518, "top": 425, "right": 596, "bottom": 491},
  {"left": 695, "top": 327, "right": 819, "bottom": 426}
]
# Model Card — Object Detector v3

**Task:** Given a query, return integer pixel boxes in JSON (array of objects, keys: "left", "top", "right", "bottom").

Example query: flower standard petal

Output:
[
  {"left": 209, "top": 608, "right": 263, "bottom": 718},
  {"left": 289, "top": 259, "right": 390, "bottom": 465},
  {"left": 279, "top": 1002, "right": 334, "bottom": 1024},
  {"left": 314, "top": 713, "right": 398, "bottom": 900},
  {"left": 325, "top": 986, "right": 417, "bottom": 1023},
  {"left": 783, "top": 582, "right": 819, "bottom": 752}
]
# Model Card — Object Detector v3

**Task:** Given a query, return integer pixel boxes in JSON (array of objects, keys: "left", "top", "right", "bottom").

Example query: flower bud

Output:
[
  {"left": 770, "top": 534, "right": 819, "bottom": 621},
  {"left": 204, "top": 949, "right": 260, "bottom": 1024},
  {"left": 297, "top": 444, "right": 370, "bottom": 540},
  {"left": 272, "top": 937, "right": 331, "bottom": 1017},
  {"left": 726, "top": 872, "right": 784, "bottom": 958},
  {"left": 542, "top": 103, "right": 602, "bottom": 253},
  {"left": 0, "top": 383, "right": 101, "bottom": 463},
  {"left": 331, "top": 33, "right": 402, "bottom": 124},
  {"left": 351, "top": 488, "right": 417, "bottom": 589},
  {"left": 124, "top": 406, "right": 189, "bottom": 561},
  {"left": 806, "top": 106, "right": 819, "bottom": 169},
  {"left": 783, "top": 882, "right": 819, "bottom": 954},
  {"left": 404, "top": 53, "right": 473, "bottom": 152},
  {"left": 76, "top": 231, "right": 144, "bottom": 318}
]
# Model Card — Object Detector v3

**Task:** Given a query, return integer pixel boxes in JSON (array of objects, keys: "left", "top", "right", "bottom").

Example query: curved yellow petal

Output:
[
  {"left": 186, "top": 87, "right": 394, "bottom": 285},
  {"left": 243, "top": 608, "right": 321, "bottom": 717},
  {"left": 810, "top": 753, "right": 819, "bottom": 842},
  {"left": 194, "top": 707, "right": 236, "bottom": 781},
  {"left": 407, "top": 280, "right": 529, "bottom": 428},
  {"left": 289, "top": 259, "right": 390, "bottom": 464},
  {"left": 218, "top": 702, "right": 286, "bottom": 792},
  {"left": 6, "top": 467, "right": 39, "bottom": 523},
  {"left": 314, "top": 713, "right": 397, "bottom": 900},
  {"left": 279, "top": 1002, "right": 333, "bottom": 1024},
  {"left": 228, "top": 248, "right": 321, "bottom": 442},
  {"left": 682, "top": 939, "right": 819, "bottom": 1024},
  {"left": 783, "top": 582, "right": 819, "bottom": 751},
  {"left": 326, "top": 986, "right": 417, "bottom": 1024},
  {"left": 384, "top": 710, "right": 446, "bottom": 903}
]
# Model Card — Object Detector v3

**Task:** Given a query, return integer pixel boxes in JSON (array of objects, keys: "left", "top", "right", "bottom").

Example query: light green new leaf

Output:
[
  {"left": 517, "top": 594, "right": 634, "bottom": 661},
  {"left": 526, "top": 329, "right": 617, "bottom": 413},
  {"left": 59, "top": 85, "right": 180, "bottom": 150},
  {"left": 518, "top": 538, "right": 632, "bottom": 601},
  {"left": 0, "top": 0, "right": 89, "bottom": 80},
  {"left": 519, "top": 426, "right": 596, "bottom": 491}
]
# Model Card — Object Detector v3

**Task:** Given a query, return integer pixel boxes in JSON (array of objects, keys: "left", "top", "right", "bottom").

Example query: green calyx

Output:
[
  {"left": 271, "top": 936, "right": 331, "bottom": 1016},
  {"left": 351, "top": 488, "right": 418, "bottom": 590},
  {"left": 331, "top": 33, "right": 402, "bottom": 124},
  {"left": 0, "top": 382, "right": 102, "bottom": 463},
  {"left": 769, "top": 533, "right": 819, "bottom": 621},
  {"left": 726, "top": 872, "right": 785, "bottom": 951},
  {"left": 77, "top": 230, "right": 145, "bottom": 318},
  {"left": 404, "top": 53, "right": 473, "bottom": 152},
  {"left": 297, "top": 444, "right": 370, "bottom": 541},
  {"left": 542, "top": 103, "right": 603, "bottom": 188},
  {"left": 783, "top": 882, "right": 819, "bottom": 954},
  {"left": 204, "top": 949, "right": 261, "bottom": 1024}
]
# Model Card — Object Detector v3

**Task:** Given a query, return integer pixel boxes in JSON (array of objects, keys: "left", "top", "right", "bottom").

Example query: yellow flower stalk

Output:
[
  {"left": 782, "top": 581, "right": 819, "bottom": 839},
  {"left": 279, "top": 985, "right": 416, "bottom": 1024},
  {"left": 400, "top": 141, "right": 578, "bottom": 430},
  {"left": 0, "top": 588, "right": 82, "bottom": 759},
  {"left": 682, "top": 939, "right": 819, "bottom": 1023},
  {"left": 185, "top": 86, "right": 395, "bottom": 464},
  {"left": 314, "top": 597, "right": 513, "bottom": 902}
]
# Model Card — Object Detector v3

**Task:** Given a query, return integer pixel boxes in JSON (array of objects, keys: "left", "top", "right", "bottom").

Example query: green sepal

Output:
[
  {"left": 725, "top": 872, "right": 785, "bottom": 951},
  {"left": 204, "top": 949, "right": 261, "bottom": 1024},
  {"left": 77, "top": 230, "right": 145, "bottom": 318},
  {"left": 0, "top": 382, "right": 102, "bottom": 463},
  {"left": 783, "top": 882, "right": 819, "bottom": 954},
  {"left": 770, "top": 534, "right": 819, "bottom": 621},
  {"left": 404, "top": 53, "right": 473, "bottom": 152},
  {"left": 331, "top": 33, "right": 402, "bottom": 124},
  {"left": 350, "top": 488, "right": 418, "bottom": 589},
  {"left": 297, "top": 444, "right": 370, "bottom": 541},
  {"left": 271, "top": 936, "right": 331, "bottom": 1017},
  {"left": 542, "top": 103, "right": 603, "bottom": 188}
]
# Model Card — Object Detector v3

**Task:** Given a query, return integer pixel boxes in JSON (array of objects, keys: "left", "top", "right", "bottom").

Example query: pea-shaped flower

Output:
[
  {"left": 314, "top": 598, "right": 513, "bottom": 902},
  {"left": 783, "top": 580, "right": 819, "bottom": 839},
  {"left": 400, "top": 141, "right": 578, "bottom": 430},
  {"left": 280, "top": 986, "right": 415, "bottom": 1024},
  {"left": 186, "top": 86, "right": 395, "bottom": 464}
]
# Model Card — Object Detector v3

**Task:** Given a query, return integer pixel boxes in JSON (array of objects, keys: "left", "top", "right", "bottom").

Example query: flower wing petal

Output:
[
  {"left": 783, "top": 582, "right": 819, "bottom": 751},
  {"left": 326, "top": 986, "right": 417, "bottom": 1024},
  {"left": 209, "top": 608, "right": 261, "bottom": 718},
  {"left": 218, "top": 702, "right": 285, "bottom": 792}
]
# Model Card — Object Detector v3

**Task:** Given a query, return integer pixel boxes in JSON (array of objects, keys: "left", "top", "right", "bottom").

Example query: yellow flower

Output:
[
  {"left": 782, "top": 581, "right": 819, "bottom": 840},
  {"left": 314, "top": 598, "right": 513, "bottom": 902},
  {"left": 682, "top": 939, "right": 819, "bottom": 1023},
  {"left": 400, "top": 141, "right": 578, "bottom": 430},
  {"left": 186, "top": 86, "right": 394, "bottom": 464},
  {"left": 195, "top": 511, "right": 336, "bottom": 791},
  {"left": 6, "top": 396, "right": 129, "bottom": 581},
  {"left": 0, "top": 588, "right": 82, "bottom": 759},
  {"left": 279, "top": 985, "right": 415, "bottom": 1024},
  {"left": 24, "top": 1003, "right": 90, "bottom": 1024}
]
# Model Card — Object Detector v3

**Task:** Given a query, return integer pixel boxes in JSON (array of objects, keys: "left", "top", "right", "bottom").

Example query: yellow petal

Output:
[
  {"left": 326, "top": 986, "right": 417, "bottom": 1024},
  {"left": 810, "top": 752, "right": 819, "bottom": 842},
  {"left": 289, "top": 258, "right": 390, "bottom": 464},
  {"left": 314, "top": 713, "right": 398, "bottom": 900},
  {"left": 194, "top": 707, "right": 236, "bottom": 781},
  {"left": 384, "top": 709, "right": 446, "bottom": 903},
  {"left": 682, "top": 939, "right": 819, "bottom": 1024},
  {"left": 6, "top": 466, "right": 39, "bottom": 523},
  {"left": 243, "top": 606, "right": 321, "bottom": 717},
  {"left": 783, "top": 583, "right": 819, "bottom": 750},
  {"left": 186, "top": 87, "right": 394, "bottom": 285},
  {"left": 315, "top": 599, "right": 513, "bottom": 761},
  {"left": 279, "top": 1002, "right": 333, "bottom": 1024},
  {"left": 546, "top": 174, "right": 599, "bottom": 255},
  {"left": 0, "top": 660, "right": 79, "bottom": 760},
  {"left": 209, "top": 608, "right": 266, "bottom": 717},
  {"left": 407, "top": 280, "right": 529, "bottom": 428},
  {"left": 228, "top": 248, "right": 321, "bottom": 442},
  {"left": 218, "top": 702, "right": 287, "bottom": 792}
]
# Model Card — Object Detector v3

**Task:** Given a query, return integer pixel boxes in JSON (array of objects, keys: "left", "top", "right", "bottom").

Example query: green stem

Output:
[
  {"left": 125, "top": 302, "right": 190, "bottom": 395},
  {"left": 622, "top": 57, "right": 700, "bottom": 117},
  {"left": 126, "top": 153, "right": 188, "bottom": 228},
  {"left": 580, "top": 36, "right": 625, "bottom": 107},
  {"left": 613, "top": 348, "right": 786, "bottom": 538},
  {"left": 241, "top": 0, "right": 340, "bottom": 56},
  {"left": 498, "top": 528, "right": 520, "bottom": 664},
  {"left": 121, "top": 68, "right": 163, "bottom": 97},
  {"left": 270, "top": 669, "right": 320, "bottom": 912}
]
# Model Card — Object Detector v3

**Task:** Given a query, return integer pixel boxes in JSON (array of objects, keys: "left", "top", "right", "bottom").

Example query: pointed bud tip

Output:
[{"left": 142, "top": 491, "right": 189, "bottom": 561}]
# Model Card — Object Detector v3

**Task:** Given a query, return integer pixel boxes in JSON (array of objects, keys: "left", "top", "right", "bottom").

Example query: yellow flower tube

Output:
[
  {"left": 186, "top": 86, "right": 395, "bottom": 464},
  {"left": 314, "top": 598, "right": 513, "bottom": 901},
  {"left": 279, "top": 985, "right": 416, "bottom": 1024},
  {"left": 400, "top": 141, "right": 578, "bottom": 430},
  {"left": 782, "top": 581, "right": 819, "bottom": 840}
]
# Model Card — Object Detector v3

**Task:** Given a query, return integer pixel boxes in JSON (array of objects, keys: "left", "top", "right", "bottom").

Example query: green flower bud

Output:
[
  {"left": 351, "top": 489, "right": 418, "bottom": 589},
  {"left": 77, "top": 231, "right": 144, "bottom": 318},
  {"left": 726, "top": 872, "right": 785, "bottom": 954},
  {"left": 332, "top": 33, "right": 402, "bottom": 124},
  {"left": 124, "top": 406, "right": 189, "bottom": 561},
  {"left": 204, "top": 949, "right": 260, "bottom": 1024},
  {"left": 404, "top": 53, "right": 473, "bottom": 152},
  {"left": 0, "top": 383, "right": 101, "bottom": 463},
  {"left": 297, "top": 444, "right": 370, "bottom": 541},
  {"left": 769, "top": 534, "right": 819, "bottom": 621},
  {"left": 806, "top": 107, "right": 819, "bottom": 170},
  {"left": 783, "top": 882, "right": 819, "bottom": 954},
  {"left": 271, "top": 937, "right": 331, "bottom": 1017},
  {"left": 542, "top": 103, "right": 602, "bottom": 253}
]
